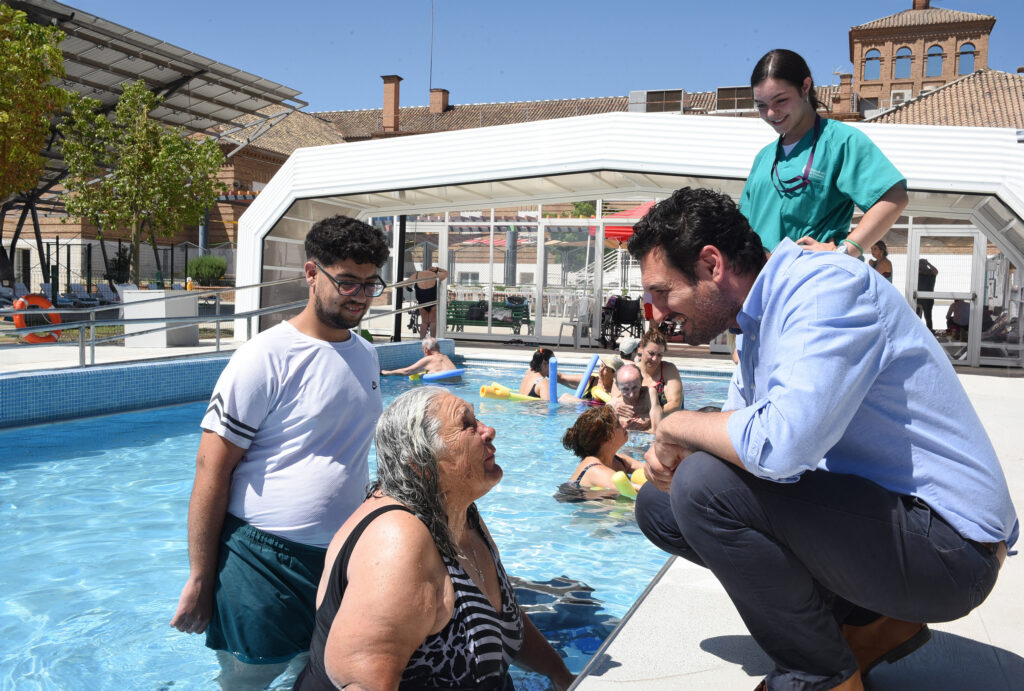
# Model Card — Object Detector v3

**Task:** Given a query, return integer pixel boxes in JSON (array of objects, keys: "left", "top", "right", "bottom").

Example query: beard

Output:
[
  {"left": 681, "top": 281, "right": 739, "bottom": 346},
  {"left": 314, "top": 290, "right": 366, "bottom": 331}
]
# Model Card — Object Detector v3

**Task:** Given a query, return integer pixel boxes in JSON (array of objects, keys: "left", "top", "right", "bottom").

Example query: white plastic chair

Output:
[{"left": 558, "top": 296, "right": 593, "bottom": 349}]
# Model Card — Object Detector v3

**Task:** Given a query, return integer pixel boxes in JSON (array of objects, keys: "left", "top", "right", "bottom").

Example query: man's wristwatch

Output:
[{"left": 834, "top": 241, "right": 852, "bottom": 255}]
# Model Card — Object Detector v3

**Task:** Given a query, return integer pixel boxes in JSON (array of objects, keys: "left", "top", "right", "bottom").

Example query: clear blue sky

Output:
[{"left": 67, "top": 0, "right": 1023, "bottom": 112}]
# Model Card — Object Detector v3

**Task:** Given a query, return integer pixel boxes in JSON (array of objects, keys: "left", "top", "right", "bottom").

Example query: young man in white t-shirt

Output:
[{"left": 170, "top": 215, "right": 390, "bottom": 687}]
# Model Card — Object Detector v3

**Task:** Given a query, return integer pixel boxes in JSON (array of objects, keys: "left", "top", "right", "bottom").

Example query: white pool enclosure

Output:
[{"left": 236, "top": 112, "right": 1024, "bottom": 368}]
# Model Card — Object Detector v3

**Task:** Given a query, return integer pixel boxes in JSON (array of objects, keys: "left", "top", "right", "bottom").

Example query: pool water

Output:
[{"left": 0, "top": 363, "right": 729, "bottom": 690}]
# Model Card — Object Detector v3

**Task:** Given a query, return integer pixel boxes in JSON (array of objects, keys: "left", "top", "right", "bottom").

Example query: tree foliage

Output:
[
  {"left": 0, "top": 3, "right": 69, "bottom": 200},
  {"left": 59, "top": 80, "right": 226, "bottom": 283}
]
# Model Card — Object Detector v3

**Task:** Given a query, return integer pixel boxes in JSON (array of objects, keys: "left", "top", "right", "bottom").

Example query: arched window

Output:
[
  {"left": 863, "top": 49, "right": 881, "bottom": 81},
  {"left": 958, "top": 43, "right": 976, "bottom": 75},
  {"left": 926, "top": 45, "right": 944, "bottom": 77},
  {"left": 893, "top": 47, "right": 912, "bottom": 80}
]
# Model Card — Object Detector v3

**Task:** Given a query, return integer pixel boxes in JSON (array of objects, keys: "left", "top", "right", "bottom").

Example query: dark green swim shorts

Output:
[{"left": 205, "top": 513, "right": 327, "bottom": 664}]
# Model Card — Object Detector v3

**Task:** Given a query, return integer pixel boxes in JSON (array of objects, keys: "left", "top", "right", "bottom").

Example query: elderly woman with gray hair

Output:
[{"left": 295, "top": 387, "right": 574, "bottom": 691}]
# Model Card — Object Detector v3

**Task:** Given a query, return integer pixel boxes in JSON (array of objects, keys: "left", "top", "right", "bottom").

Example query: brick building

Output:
[{"left": 849, "top": 0, "right": 995, "bottom": 117}]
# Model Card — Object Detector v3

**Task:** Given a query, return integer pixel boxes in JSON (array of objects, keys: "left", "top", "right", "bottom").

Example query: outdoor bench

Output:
[{"left": 446, "top": 299, "right": 533, "bottom": 335}]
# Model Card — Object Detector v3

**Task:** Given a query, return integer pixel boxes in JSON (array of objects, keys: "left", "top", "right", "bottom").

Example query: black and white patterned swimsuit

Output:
[{"left": 294, "top": 504, "right": 524, "bottom": 691}]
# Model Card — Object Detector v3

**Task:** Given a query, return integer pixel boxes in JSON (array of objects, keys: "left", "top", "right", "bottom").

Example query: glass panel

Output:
[
  {"left": 864, "top": 50, "right": 881, "bottom": 81},
  {"left": 541, "top": 220, "right": 598, "bottom": 346},
  {"left": 913, "top": 233, "right": 979, "bottom": 364},
  {"left": 260, "top": 212, "right": 311, "bottom": 331},
  {"left": 926, "top": 46, "right": 943, "bottom": 77},
  {"left": 400, "top": 215, "right": 442, "bottom": 337},
  {"left": 958, "top": 44, "right": 975, "bottom": 75},
  {"left": 893, "top": 47, "right": 912, "bottom": 80},
  {"left": 980, "top": 251, "right": 1024, "bottom": 365}
]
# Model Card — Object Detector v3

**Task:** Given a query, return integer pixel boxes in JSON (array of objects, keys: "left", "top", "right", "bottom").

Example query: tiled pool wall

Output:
[{"left": 0, "top": 339, "right": 452, "bottom": 429}]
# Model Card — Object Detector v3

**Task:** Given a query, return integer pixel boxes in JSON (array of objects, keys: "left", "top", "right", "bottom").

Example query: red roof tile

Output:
[
  {"left": 851, "top": 7, "right": 995, "bottom": 31},
  {"left": 313, "top": 97, "right": 629, "bottom": 140},
  {"left": 866, "top": 69, "right": 1024, "bottom": 128}
]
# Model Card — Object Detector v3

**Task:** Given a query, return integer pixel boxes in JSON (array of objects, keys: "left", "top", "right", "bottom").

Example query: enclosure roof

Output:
[{"left": 236, "top": 111, "right": 1024, "bottom": 291}]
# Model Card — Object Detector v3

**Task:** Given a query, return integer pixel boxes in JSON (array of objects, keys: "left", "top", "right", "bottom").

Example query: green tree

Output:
[
  {"left": 59, "top": 80, "right": 226, "bottom": 284},
  {"left": 0, "top": 3, "right": 68, "bottom": 200},
  {"left": 572, "top": 200, "right": 596, "bottom": 218}
]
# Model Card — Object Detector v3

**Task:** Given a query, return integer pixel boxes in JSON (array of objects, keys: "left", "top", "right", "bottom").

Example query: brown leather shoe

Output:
[
  {"left": 842, "top": 616, "right": 931, "bottom": 676},
  {"left": 753, "top": 670, "right": 864, "bottom": 691}
]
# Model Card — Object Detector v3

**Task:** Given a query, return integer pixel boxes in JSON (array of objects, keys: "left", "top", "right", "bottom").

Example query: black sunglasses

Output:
[
  {"left": 770, "top": 114, "right": 822, "bottom": 194},
  {"left": 313, "top": 262, "right": 387, "bottom": 297}
]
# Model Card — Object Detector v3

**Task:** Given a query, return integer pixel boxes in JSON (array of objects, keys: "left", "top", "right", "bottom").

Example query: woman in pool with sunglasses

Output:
[{"left": 740, "top": 49, "right": 908, "bottom": 258}]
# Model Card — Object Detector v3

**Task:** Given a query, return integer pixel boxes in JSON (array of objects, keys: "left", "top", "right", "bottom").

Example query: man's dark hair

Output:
[
  {"left": 750, "top": 49, "right": 820, "bottom": 111},
  {"left": 305, "top": 216, "right": 390, "bottom": 268},
  {"left": 627, "top": 187, "right": 766, "bottom": 283}
]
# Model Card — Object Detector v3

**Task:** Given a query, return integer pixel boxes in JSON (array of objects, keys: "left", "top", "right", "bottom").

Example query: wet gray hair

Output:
[
  {"left": 422, "top": 336, "right": 440, "bottom": 353},
  {"left": 369, "top": 386, "right": 479, "bottom": 560}
]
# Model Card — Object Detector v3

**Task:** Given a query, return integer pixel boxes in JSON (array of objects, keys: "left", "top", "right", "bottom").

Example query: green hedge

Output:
[{"left": 186, "top": 255, "right": 227, "bottom": 285}]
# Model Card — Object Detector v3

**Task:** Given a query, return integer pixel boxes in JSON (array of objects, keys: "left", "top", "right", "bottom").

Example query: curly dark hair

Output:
[
  {"left": 750, "top": 49, "right": 820, "bottom": 111},
  {"left": 627, "top": 187, "right": 766, "bottom": 284},
  {"left": 305, "top": 215, "right": 390, "bottom": 268},
  {"left": 562, "top": 405, "right": 618, "bottom": 459},
  {"left": 529, "top": 347, "right": 555, "bottom": 373}
]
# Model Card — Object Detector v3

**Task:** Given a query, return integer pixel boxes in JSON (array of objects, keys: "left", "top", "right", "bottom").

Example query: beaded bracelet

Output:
[{"left": 841, "top": 238, "right": 864, "bottom": 256}]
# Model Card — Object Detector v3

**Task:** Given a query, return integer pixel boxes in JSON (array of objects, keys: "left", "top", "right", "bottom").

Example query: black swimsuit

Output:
[
  {"left": 295, "top": 505, "right": 523, "bottom": 691},
  {"left": 571, "top": 456, "right": 630, "bottom": 488},
  {"left": 415, "top": 282, "right": 438, "bottom": 304}
]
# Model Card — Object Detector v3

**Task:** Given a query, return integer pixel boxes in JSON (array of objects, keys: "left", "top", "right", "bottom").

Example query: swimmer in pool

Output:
[
  {"left": 562, "top": 406, "right": 643, "bottom": 492},
  {"left": 381, "top": 337, "right": 458, "bottom": 378},
  {"left": 519, "top": 348, "right": 582, "bottom": 402}
]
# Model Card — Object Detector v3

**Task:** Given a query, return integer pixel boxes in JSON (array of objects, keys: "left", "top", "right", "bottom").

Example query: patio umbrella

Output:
[{"left": 588, "top": 200, "right": 656, "bottom": 244}]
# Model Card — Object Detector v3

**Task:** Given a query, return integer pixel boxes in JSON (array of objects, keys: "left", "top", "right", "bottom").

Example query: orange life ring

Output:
[{"left": 13, "top": 294, "right": 63, "bottom": 344}]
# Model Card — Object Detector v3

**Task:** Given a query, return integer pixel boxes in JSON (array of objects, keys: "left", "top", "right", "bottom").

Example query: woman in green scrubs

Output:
[{"left": 740, "top": 49, "right": 908, "bottom": 258}]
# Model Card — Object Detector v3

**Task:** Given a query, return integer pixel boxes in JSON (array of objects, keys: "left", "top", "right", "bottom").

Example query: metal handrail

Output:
[{"left": 0, "top": 273, "right": 440, "bottom": 367}]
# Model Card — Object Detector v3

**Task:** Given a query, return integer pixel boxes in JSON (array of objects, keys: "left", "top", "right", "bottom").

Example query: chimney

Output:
[
  {"left": 912, "top": 0, "right": 929, "bottom": 9},
  {"left": 430, "top": 88, "right": 450, "bottom": 115},
  {"left": 381, "top": 75, "right": 402, "bottom": 133},
  {"left": 836, "top": 73, "right": 854, "bottom": 113}
]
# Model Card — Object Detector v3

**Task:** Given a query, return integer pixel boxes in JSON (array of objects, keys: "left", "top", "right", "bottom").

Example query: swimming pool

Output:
[{"left": 0, "top": 363, "right": 729, "bottom": 689}]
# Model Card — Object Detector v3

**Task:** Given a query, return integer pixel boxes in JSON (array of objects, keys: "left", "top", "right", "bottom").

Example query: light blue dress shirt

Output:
[{"left": 726, "top": 239, "right": 1018, "bottom": 547}]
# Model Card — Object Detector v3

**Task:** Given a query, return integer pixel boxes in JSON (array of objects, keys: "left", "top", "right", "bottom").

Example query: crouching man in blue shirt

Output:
[{"left": 629, "top": 187, "right": 1017, "bottom": 691}]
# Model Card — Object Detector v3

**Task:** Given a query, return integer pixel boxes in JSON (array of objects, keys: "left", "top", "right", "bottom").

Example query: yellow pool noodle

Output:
[
  {"left": 631, "top": 467, "right": 647, "bottom": 485},
  {"left": 591, "top": 387, "right": 611, "bottom": 403},
  {"left": 480, "top": 385, "right": 537, "bottom": 402},
  {"left": 480, "top": 385, "right": 509, "bottom": 399},
  {"left": 611, "top": 471, "right": 637, "bottom": 500}
]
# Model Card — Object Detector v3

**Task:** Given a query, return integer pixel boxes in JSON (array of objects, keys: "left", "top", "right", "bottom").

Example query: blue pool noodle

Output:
[
  {"left": 574, "top": 354, "right": 600, "bottom": 399},
  {"left": 548, "top": 357, "right": 558, "bottom": 403},
  {"left": 420, "top": 368, "right": 465, "bottom": 381}
]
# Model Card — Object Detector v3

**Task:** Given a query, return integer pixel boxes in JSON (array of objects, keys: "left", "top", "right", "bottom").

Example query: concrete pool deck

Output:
[{"left": 3, "top": 338, "right": 1021, "bottom": 689}]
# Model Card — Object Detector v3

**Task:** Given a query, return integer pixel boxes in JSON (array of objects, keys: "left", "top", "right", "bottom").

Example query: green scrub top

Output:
[{"left": 740, "top": 117, "right": 905, "bottom": 251}]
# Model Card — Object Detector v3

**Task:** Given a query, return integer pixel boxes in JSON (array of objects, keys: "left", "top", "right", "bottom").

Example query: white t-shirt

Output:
[{"left": 201, "top": 320, "right": 383, "bottom": 547}]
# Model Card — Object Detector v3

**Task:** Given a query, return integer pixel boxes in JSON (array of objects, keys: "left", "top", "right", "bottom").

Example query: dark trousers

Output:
[
  {"left": 635, "top": 452, "right": 1003, "bottom": 691},
  {"left": 916, "top": 299, "right": 934, "bottom": 330}
]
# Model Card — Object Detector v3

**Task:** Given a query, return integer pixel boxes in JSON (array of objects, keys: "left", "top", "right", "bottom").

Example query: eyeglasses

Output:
[
  {"left": 313, "top": 262, "right": 387, "bottom": 297},
  {"left": 770, "top": 114, "right": 821, "bottom": 194}
]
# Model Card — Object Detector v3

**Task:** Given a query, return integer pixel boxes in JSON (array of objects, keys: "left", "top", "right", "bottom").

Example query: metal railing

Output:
[{"left": 1, "top": 274, "right": 437, "bottom": 368}]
